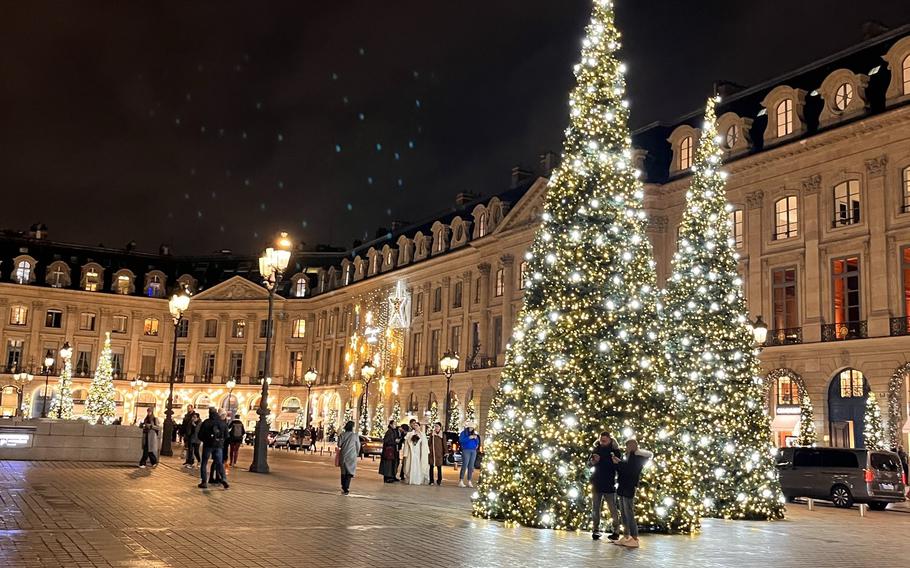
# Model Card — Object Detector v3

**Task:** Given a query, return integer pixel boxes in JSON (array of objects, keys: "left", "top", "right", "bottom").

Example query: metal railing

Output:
[
  {"left": 764, "top": 328, "right": 803, "bottom": 346},
  {"left": 821, "top": 321, "right": 867, "bottom": 342},
  {"left": 889, "top": 316, "right": 910, "bottom": 337}
]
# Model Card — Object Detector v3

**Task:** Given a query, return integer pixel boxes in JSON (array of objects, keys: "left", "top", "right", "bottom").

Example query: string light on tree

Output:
[
  {"left": 85, "top": 333, "right": 118, "bottom": 425},
  {"left": 473, "top": 0, "right": 698, "bottom": 533},
  {"left": 663, "top": 95, "right": 784, "bottom": 520},
  {"left": 50, "top": 342, "right": 75, "bottom": 420},
  {"left": 864, "top": 392, "right": 885, "bottom": 451},
  {"left": 796, "top": 392, "right": 817, "bottom": 447}
]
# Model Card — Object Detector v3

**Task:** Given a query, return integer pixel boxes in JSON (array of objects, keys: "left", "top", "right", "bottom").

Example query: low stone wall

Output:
[{"left": 0, "top": 418, "right": 143, "bottom": 463}]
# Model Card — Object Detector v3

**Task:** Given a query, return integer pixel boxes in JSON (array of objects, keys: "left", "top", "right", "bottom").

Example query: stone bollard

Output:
[
  {"left": 807, "top": 498, "right": 814, "bottom": 511},
  {"left": 859, "top": 504, "right": 868, "bottom": 517}
]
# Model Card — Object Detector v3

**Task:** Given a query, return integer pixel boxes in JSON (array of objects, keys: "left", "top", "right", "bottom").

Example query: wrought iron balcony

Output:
[
  {"left": 890, "top": 316, "right": 910, "bottom": 336},
  {"left": 821, "top": 321, "right": 868, "bottom": 342},
  {"left": 764, "top": 328, "right": 803, "bottom": 346}
]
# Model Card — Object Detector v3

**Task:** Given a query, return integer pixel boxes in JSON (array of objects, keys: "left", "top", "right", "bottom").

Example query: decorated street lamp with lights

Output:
[
  {"left": 358, "top": 361, "right": 377, "bottom": 435},
  {"left": 250, "top": 231, "right": 293, "bottom": 474},
  {"left": 12, "top": 371, "right": 34, "bottom": 418},
  {"left": 56, "top": 341, "right": 73, "bottom": 419},
  {"left": 439, "top": 351, "right": 460, "bottom": 432},
  {"left": 160, "top": 288, "right": 191, "bottom": 457},
  {"left": 129, "top": 378, "right": 147, "bottom": 424},
  {"left": 303, "top": 368, "right": 318, "bottom": 428},
  {"left": 749, "top": 315, "right": 769, "bottom": 347},
  {"left": 40, "top": 350, "right": 55, "bottom": 418},
  {"left": 225, "top": 378, "right": 237, "bottom": 415}
]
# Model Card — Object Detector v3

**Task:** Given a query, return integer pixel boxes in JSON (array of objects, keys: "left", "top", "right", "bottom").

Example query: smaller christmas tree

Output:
[
  {"left": 326, "top": 407, "right": 339, "bottom": 432},
  {"left": 448, "top": 396, "right": 461, "bottom": 432},
  {"left": 865, "top": 392, "right": 885, "bottom": 450},
  {"left": 427, "top": 400, "right": 439, "bottom": 429},
  {"left": 371, "top": 400, "right": 386, "bottom": 436},
  {"left": 50, "top": 354, "right": 75, "bottom": 419},
  {"left": 796, "top": 393, "right": 817, "bottom": 447},
  {"left": 343, "top": 402, "right": 353, "bottom": 426},
  {"left": 85, "top": 333, "right": 117, "bottom": 425},
  {"left": 465, "top": 399, "right": 476, "bottom": 424},
  {"left": 390, "top": 399, "right": 401, "bottom": 426},
  {"left": 358, "top": 396, "right": 370, "bottom": 434}
]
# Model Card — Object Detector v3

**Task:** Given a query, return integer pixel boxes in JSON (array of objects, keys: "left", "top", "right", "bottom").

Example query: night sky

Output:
[{"left": 1, "top": 1, "right": 906, "bottom": 254}]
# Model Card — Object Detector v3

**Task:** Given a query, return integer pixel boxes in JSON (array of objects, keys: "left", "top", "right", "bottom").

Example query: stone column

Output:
[
  {"left": 244, "top": 312, "right": 257, "bottom": 382},
  {"left": 744, "top": 190, "right": 765, "bottom": 325},
  {"left": 461, "top": 270, "right": 472, "bottom": 366},
  {"left": 185, "top": 314, "right": 203, "bottom": 379},
  {"left": 800, "top": 176, "right": 823, "bottom": 342},
  {"left": 865, "top": 155, "right": 890, "bottom": 336},
  {"left": 500, "top": 254, "right": 515, "bottom": 354},
  {"left": 477, "top": 263, "right": 491, "bottom": 362},
  {"left": 215, "top": 313, "right": 229, "bottom": 382},
  {"left": 128, "top": 310, "right": 143, "bottom": 376}
]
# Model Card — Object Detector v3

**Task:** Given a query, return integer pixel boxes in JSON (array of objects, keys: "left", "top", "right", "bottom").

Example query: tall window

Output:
[
  {"left": 833, "top": 180, "right": 861, "bottom": 227},
  {"left": 9, "top": 305, "right": 28, "bottom": 326},
  {"left": 410, "top": 332, "right": 422, "bottom": 367},
  {"left": 45, "top": 309, "right": 63, "bottom": 328},
  {"left": 474, "top": 278, "right": 481, "bottom": 303},
  {"left": 838, "top": 369, "right": 864, "bottom": 398},
  {"left": 492, "top": 316, "right": 503, "bottom": 356},
  {"left": 79, "top": 312, "right": 96, "bottom": 331},
  {"left": 204, "top": 319, "right": 218, "bottom": 338},
  {"left": 678, "top": 136, "right": 693, "bottom": 170},
  {"left": 774, "top": 196, "right": 798, "bottom": 240},
  {"left": 728, "top": 209, "right": 744, "bottom": 249},
  {"left": 776, "top": 375, "right": 797, "bottom": 406},
  {"left": 294, "top": 278, "right": 307, "bottom": 298},
  {"left": 903, "top": 54, "right": 910, "bottom": 96},
  {"left": 432, "top": 287, "right": 442, "bottom": 312},
  {"left": 6, "top": 340, "right": 24, "bottom": 371},
  {"left": 288, "top": 351, "right": 304, "bottom": 381},
  {"left": 111, "top": 350, "right": 124, "bottom": 379},
  {"left": 453, "top": 281, "right": 463, "bottom": 308},
  {"left": 771, "top": 268, "right": 798, "bottom": 330},
  {"left": 414, "top": 292, "right": 424, "bottom": 316},
  {"left": 176, "top": 319, "right": 188, "bottom": 338},
  {"left": 229, "top": 352, "right": 243, "bottom": 380},
  {"left": 256, "top": 351, "right": 267, "bottom": 378},
  {"left": 450, "top": 325, "right": 462, "bottom": 353},
  {"left": 230, "top": 319, "right": 244, "bottom": 338},
  {"left": 430, "top": 329, "right": 441, "bottom": 364},
  {"left": 146, "top": 275, "right": 163, "bottom": 297},
  {"left": 292, "top": 318, "right": 306, "bottom": 338},
  {"left": 75, "top": 349, "right": 92, "bottom": 376},
  {"left": 201, "top": 352, "right": 216, "bottom": 382},
  {"left": 832, "top": 256, "right": 861, "bottom": 325},
  {"left": 175, "top": 353, "right": 186, "bottom": 379},
  {"left": 83, "top": 269, "right": 100, "bottom": 292},
  {"left": 902, "top": 167, "right": 910, "bottom": 213},
  {"left": 259, "top": 320, "right": 272, "bottom": 338},
  {"left": 143, "top": 318, "right": 159, "bottom": 336},
  {"left": 116, "top": 275, "right": 131, "bottom": 295},
  {"left": 15, "top": 260, "right": 31, "bottom": 284},
  {"left": 903, "top": 247, "right": 910, "bottom": 317},
  {"left": 113, "top": 315, "right": 129, "bottom": 334},
  {"left": 477, "top": 213, "right": 488, "bottom": 237},
  {"left": 495, "top": 268, "right": 504, "bottom": 297},
  {"left": 776, "top": 99, "right": 793, "bottom": 137},
  {"left": 519, "top": 261, "right": 529, "bottom": 289},
  {"left": 140, "top": 352, "right": 156, "bottom": 376}
]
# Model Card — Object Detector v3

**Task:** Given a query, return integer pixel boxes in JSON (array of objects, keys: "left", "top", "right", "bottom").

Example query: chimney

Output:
[
  {"left": 159, "top": 244, "right": 172, "bottom": 256},
  {"left": 861, "top": 20, "right": 889, "bottom": 40},
  {"left": 28, "top": 223, "right": 48, "bottom": 240},
  {"left": 539, "top": 151, "right": 559, "bottom": 176},
  {"left": 511, "top": 165, "right": 534, "bottom": 188},
  {"left": 125, "top": 240, "right": 137, "bottom": 252},
  {"left": 455, "top": 192, "right": 479, "bottom": 207}
]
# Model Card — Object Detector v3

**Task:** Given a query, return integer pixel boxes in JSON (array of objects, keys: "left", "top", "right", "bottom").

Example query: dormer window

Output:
[
  {"left": 146, "top": 274, "right": 163, "bottom": 297},
  {"left": 478, "top": 213, "right": 488, "bottom": 237},
  {"left": 14, "top": 260, "right": 31, "bottom": 284},
  {"left": 678, "top": 136, "right": 693, "bottom": 170},
  {"left": 116, "top": 275, "right": 131, "bottom": 295},
  {"left": 834, "top": 83, "right": 853, "bottom": 111},
  {"left": 294, "top": 278, "right": 307, "bottom": 298},
  {"left": 776, "top": 100, "right": 793, "bottom": 137},
  {"left": 47, "top": 263, "right": 70, "bottom": 288},
  {"left": 904, "top": 54, "right": 910, "bottom": 95},
  {"left": 84, "top": 269, "right": 100, "bottom": 291},
  {"left": 725, "top": 125, "right": 738, "bottom": 150}
]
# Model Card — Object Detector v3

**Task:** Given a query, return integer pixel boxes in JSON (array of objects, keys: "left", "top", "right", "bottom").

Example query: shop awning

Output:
[
  {"left": 771, "top": 414, "right": 799, "bottom": 433},
  {"left": 274, "top": 412, "right": 299, "bottom": 425}
]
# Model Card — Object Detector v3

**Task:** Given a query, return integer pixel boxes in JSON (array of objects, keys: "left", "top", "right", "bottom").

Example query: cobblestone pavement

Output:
[{"left": 2, "top": 445, "right": 909, "bottom": 567}]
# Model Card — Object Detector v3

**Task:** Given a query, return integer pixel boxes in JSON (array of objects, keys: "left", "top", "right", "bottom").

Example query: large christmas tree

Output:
[
  {"left": 663, "top": 96, "right": 784, "bottom": 520},
  {"left": 865, "top": 393, "right": 885, "bottom": 451},
  {"left": 85, "top": 333, "right": 117, "bottom": 425},
  {"left": 49, "top": 351, "right": 75, "bottom": 419},
  {"left": 473, "top": 0, "right": 698, "bottom": 533}
]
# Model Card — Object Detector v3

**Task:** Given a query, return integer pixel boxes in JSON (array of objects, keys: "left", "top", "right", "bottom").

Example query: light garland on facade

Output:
[{"left": 887, "top": 362, "right": 910, "bottom": 448}]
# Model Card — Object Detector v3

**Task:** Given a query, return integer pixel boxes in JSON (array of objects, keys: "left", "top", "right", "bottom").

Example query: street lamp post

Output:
[
  {"left": 12, "top": 372, "right": 34, "bottom": 418},
  {"left": 130, "top": 378, "right": 147, "bottom": 424},
  {"left": 250, "top": 232, "right": 293, "bottom": 474},
  {"left": 160, "top": 289, "right": 191, "bottom": 457},
  {"left": 40, "top": 351, "right": 55, "bottom": 418},
  {"left": 439, "top": 351, "right": 459, "bottom": 431},
  {"left": 750, "top": 315, "right": 769, "bottom": 347},
  {"left": 225, "top": 378, "right": 237, "bottom": 415},
  {"left": 359, "top": 361, "right": 376, "bottom": 435},
  {"left": 303, "top": 368, "right": 317, "bottom": 428},
  {"left": 57, "top": 342, "right": 72, "bottom": 419}
]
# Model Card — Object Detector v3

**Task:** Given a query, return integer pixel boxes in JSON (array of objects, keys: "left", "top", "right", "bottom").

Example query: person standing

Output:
[
  {"left": 180, "top": 404, "right": 195, "bottom": 443},
  {"left": 337, "top": 420, "right": 361, "bottom": 495},
  {"left": 228, "top": 413, "right": 246, "bottom": 467},
  {"left": 183, "top": 412, "right": 201, "bottom": 468},
  {"left": 198, "top": 407, "right": 229, "bottom": 489},
  {"left": 402, "top": 419, "right": 429, "bottom": 485},
  {"left": 612, "top": 439, "right": 653, "bottom": 548},
  {"left": 398, "top": 423, "right": 409, "bottom": 481},
  {"left": 458, "top": 421, "right": 480, "bottom": 488},
  {"left": 138, "top": 408, "right": 160, "bottom": 468},
  {"left": 379, "top": 420, "right": 400, "bottom": 483},
  {"left": 588, "top": 431, "right": 622, "bottom": 541},
  {"left": 428, "top": 422, "right": 446, "bottom": 486}
]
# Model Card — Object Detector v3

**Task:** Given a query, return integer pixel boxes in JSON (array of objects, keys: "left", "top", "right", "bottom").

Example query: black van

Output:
[{"left": 776, "top": 447, "right": 906, "bottom": 510}]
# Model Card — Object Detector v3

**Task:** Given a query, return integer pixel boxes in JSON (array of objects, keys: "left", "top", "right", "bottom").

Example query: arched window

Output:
[
  {"left": 146, "top": 274, "right": 163, "bottom": 297},
  {"left": 725, "top": 125, "right": 738, "bottom": 150},
  {"left": 47, "top": 263, "right": 70, "bottom": 288},
  {"left": 833, "top": 180, "right": 861, "bottom": 227},
  {"left": 776, "top": 99, "right": 793, "bottom": 137},
  {"left": 295, "top": 278, "right": 307, "bottom": 298},
  {"left": 14, "top": 260, "right": 31, "bottom": 284},
  {"left": 838, "top": 369, "right": 865, "bottom": 398},
  {"left": 678, "top": 136, "right": 693, "bottom": 170},
  {"left": 773, "top": 196, "right": 798, "bottom": 240},
  {"left": 833, "top": 83, "right": 854, "bottom": 111},
  {"left": 477, "top": 213, "right": 488, "bottom": 237},
  {"left": 116, "top": 274, "right": 132, "bottom": 295},
  {"left": 83, "top": 268, "right": 100, "bottom": 291},
  {"left": 903, "top": 54, "right": 910, "bottom": 95}
]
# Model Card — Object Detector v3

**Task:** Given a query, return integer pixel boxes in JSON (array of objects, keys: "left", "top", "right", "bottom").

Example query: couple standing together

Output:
[
  {"left": 379, "top": 418, "right": 445, "bottom": 485},
  {"left": 589, "top": 431, "right": 652, "bottom": 549}
]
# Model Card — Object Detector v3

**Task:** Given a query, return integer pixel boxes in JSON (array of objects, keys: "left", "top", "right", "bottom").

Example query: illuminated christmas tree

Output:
[
  {"left": 343, "top": 401, "right": 353, "bottom": 426},
  {"left": 474, "top": 0, "right": 698, "bottom": 533},
  {"left": 50, "top": 353, "right": 75, "bottom": 419},
  {"left": 664, "top": 96, "right": 784, "bottom": 520},
  {"left": 85, "top": 333, "right": 117, "bottom": 425},
  {"left": 865, "top": 392, "right": 885, "bottom": 451},
  {"left": 326, "top": 407, "right": 339, "bottom": 432},
  {"left": 358, "top": 396, "right": 369, "bottom": 435},
  {"left": 796, "top": 394, "right": 817, "bottom": 447},
  {"left": 448, "top": 396, "right": 461, "bottom": 432},
  {"left": 390, "top": 399, "right": 401, "bottom": 426},
  {"left": 372, "top": 400, "right": 386, "bottom": 436},
  {"left": 427, "top": 400, "right": 439, "bottom": 429},
  {"left": 465, "top": 399, "right": 476, "bottom": 424}
]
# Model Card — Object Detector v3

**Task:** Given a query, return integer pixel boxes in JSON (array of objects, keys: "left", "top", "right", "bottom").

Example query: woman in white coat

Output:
[{"left": 402, "top": 419, "right": 429, "bottom": 485}]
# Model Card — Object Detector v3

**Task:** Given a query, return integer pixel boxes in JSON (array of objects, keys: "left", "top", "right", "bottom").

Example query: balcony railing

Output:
[
  {"left": 821, "top": 321, "right": 868, "bottom": 342},
  {"left": 890, "top": 317, "right": 910, "bottom": 336},
  {"left": 764, "top": 328, "right": 803, "bottom": 346}
]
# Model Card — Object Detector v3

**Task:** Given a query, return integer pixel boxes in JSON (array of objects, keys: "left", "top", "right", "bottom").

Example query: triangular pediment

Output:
[
  {"left": 496, "top": 177, "right": 549, "bottom": 233},
  {"left": 192, "top": 276, "right": 270, "bottom": 301}
]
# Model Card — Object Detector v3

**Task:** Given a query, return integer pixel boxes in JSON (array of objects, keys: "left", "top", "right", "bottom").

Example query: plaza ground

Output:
[{"left": 1, "top": 446, "right": 909, "bottom": 568}]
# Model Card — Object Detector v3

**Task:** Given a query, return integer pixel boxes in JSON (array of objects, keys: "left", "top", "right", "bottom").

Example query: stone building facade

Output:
[{"left": 1, "top": 28, "right": 910, "bottom": 448}]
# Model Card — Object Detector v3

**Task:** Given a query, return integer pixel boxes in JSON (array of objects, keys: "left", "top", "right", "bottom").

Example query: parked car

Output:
[
  {"left": 273, "top": 429, "right": 294, "bottom": 449},
  {"left": 244, "top": 431, "right": 256, "bottom": 445},
  {"left": 444, "top": 431, "right": 482, "bottom": 468},
  {"left": 359, "top": 435, "right": 383, "bottom": 458},
  {"left": 267, "top": 430, "right": 279, "bottom": 447},
  {"left": 776, "top": 447, "right": 907, "bottom": 510}
]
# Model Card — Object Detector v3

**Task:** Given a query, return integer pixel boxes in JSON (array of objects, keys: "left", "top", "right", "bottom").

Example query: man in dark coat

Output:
[
  {"left": 588, "top": 431, "right": 622, "bottom": 540},
  {"left": 379, "top": 421, "right": 400, "bottom": 482},
  {"left": 198, "top": 407, "right": 229, "bottom": 489}
]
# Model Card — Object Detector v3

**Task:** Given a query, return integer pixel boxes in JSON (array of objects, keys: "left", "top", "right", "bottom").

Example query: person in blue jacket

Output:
[{"left": 458, "top": 421, "right": 480, "bottom": 488}]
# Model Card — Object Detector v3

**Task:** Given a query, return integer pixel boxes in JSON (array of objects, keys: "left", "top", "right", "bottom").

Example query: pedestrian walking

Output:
[
  {"left": 183, "top": 412, "right": 201, "bottom": 467},
  {"left": 180, "top": 404, "right": 195, "bottom": 444},
  {"left": 588, "top": 431, "right": 623, "bottom": 541},
  {"left": 209, "top": 409, "right": 230, "bottom": 484},
  {"left": 138, "top": 408, "right": 160, "bottom": 468},
  {"left": 458, "top": 421, "right": 479, "bottom": 487},
  {"left": 228, "top": 413, "right": 246, "bottom": 466},
  {"left": 428, "top": 422, "right": 445, "bottom": 486},
  {"left": 379, "top": 420, "right": 400, "bottom": 483},
  {"left": 337, "top": 420, "right": 361, "bottom": 495},
  {"left": 611, "top": 439, "right": 653, "bottom": 549},
  {"left": 402, "top": 419, "right": 429, "bottom": 485},
  {"left": 198, "top": 407, "right": 229, "bottom": 489}
]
